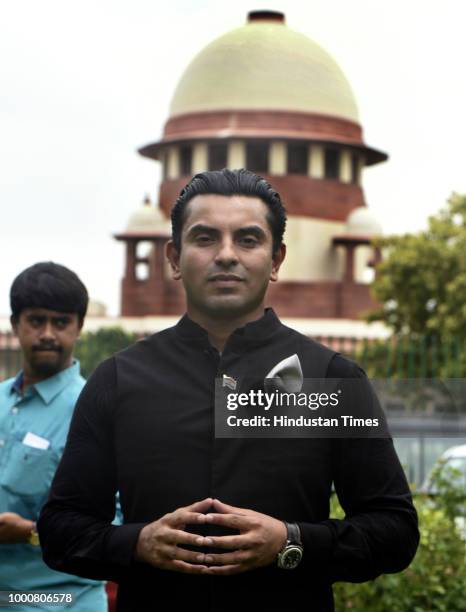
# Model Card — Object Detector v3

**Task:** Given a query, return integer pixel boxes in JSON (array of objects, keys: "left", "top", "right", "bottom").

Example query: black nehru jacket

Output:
[{"left": 38, "top": 309, "right": 419, "bottom": 612}]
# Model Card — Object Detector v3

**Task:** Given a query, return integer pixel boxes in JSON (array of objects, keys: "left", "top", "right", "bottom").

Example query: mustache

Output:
[{"left": 32, "top": 344, "right": 63, "bottom": 353}]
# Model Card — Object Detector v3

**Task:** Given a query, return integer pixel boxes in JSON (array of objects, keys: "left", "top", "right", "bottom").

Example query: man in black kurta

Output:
[{"left": 38, "top": 169, "right": 419, "bottom": 611}]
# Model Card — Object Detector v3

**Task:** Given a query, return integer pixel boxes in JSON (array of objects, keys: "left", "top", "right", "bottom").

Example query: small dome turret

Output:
[
  {"left": 345, "top": 207, "right": 382, "bottom": 237},
  {"left": 125, "top": 195, "right": 170, "bottom": 235}
]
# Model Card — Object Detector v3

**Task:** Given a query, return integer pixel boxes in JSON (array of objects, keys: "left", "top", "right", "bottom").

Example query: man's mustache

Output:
[{"left": 33, "top": 344, "right": 62, "bottom": 352}]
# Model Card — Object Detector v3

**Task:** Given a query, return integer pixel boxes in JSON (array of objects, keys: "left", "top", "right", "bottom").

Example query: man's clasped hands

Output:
[{"left": 135, "top": 498, "right": 287, "bottom": 575}]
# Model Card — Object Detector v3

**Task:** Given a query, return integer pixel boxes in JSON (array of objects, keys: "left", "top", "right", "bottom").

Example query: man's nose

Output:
[
  {"left": 39, "top": 320, "right": 56, "bottom": 341},
  {"left": 215, "top": 238, "right": 239, "bottom": 266}
]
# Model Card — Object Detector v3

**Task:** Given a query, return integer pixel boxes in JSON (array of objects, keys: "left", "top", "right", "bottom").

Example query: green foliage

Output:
[
  {"left": 350, "top": 336, "right": 466, "bottom": 379},
  {"left": 367, "top": 193, "right": 466, "bottom": 338},
  {"left": 332, "top": 472, "right": 466, "bottom": 611},
  {"left": 75, "top": 327, "right": 139, "bottom": 378},
  {"left": 425, "top": 461, "right": 466, "bottom": 522}
]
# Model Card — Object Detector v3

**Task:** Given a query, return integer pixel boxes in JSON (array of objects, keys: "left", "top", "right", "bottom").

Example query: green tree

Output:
[
  {"left": 75, "top": 327, "right": 139, "bottom": 378},
  {"left": 367, "top": 193, "right": 466, "bottom": 338}
]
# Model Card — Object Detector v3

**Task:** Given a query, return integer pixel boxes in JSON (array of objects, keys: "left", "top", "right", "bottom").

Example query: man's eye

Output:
[
  {"left": 239, "top": 236, "right": 258, "bottom": 246},
  {"left": 54, "top": 320, "right": 68, "bottom": 329},
  {"left": 195, "top": 235, "right": 214, "bottom": 244},
  {"left": 29, "top": 317, "right": 43, "bottom": 327}
]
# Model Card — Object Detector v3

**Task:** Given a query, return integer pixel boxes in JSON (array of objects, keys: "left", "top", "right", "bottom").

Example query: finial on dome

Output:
[
  {"left": 247, "top": 10, "right": 285, "bottom": 24},
  {"left": 143, "top": 193, "right": 152, "bottom": 207}
]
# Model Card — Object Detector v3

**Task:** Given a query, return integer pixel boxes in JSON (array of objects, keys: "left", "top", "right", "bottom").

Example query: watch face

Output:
[{"left": 280, "top": 546, "right": 303, "bottom": 569}]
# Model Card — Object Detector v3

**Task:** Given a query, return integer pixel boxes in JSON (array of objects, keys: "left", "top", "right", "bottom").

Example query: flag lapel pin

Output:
[{"left": 222, "top": 374, "right": 237, "bottom": 390}]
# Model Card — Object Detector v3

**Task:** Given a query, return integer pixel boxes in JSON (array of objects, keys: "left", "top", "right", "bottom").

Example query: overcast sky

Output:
[{"left": 1, "top": 0, "right": 465, "bottom": 317}]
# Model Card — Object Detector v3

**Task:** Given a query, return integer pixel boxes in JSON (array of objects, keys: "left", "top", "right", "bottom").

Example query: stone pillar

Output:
[
  {"left": 192, "top": 143, "right": 208, "bottom": 173},
  {"left": 125, "top": 240, "right": 136, "bottom": 281},
  {"left": 167, "top": 146, "right": 180, "bottom": 179},
  {"left": 340, "top": 149, "right": 352, "bottom": 183},
  {"left": 269, "top": 141, "right": 286, "bottom": 175},
  {"left": 153, "top": 238, "right": 166, "bottom": 283},
  {"left": 309, "top": 145, "right": 324, "bottom": 178},
  {"left": 343, "top": 244, "right": 356, "bottom": 283},
  {"left": 227, "top": 140, "right": 246, "bottom": 169}
]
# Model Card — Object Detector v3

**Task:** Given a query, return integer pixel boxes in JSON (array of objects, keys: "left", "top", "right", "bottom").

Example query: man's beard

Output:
[
  {"left": 32, "top": 359, "right": 63, "bottom": 378},
  {"left": 30, "top": 349, "right": 64, "bottom": 378}
]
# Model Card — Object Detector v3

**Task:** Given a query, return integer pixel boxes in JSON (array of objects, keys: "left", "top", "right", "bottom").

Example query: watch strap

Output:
[
  {"left": 277, "top": 522, "right": 304, "bottom": 569},
  {"left": 285, "top": 521, "right": 302, "bottom": 546}
]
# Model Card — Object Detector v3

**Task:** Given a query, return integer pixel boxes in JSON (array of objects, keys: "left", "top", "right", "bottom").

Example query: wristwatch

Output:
[
  {"left": 27, "top": 527, "right": 40, "bottom": 547},
  {"left": 277, "top": 522, "right": 303, "bottom": 569}
]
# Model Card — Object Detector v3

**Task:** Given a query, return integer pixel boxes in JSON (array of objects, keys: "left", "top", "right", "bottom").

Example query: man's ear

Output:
[
  {"left": 270, "top": 243, "right": 286, "bottom": 282},
  {"left": 165, "top": 240, "right": 182, "bottom": 280}
]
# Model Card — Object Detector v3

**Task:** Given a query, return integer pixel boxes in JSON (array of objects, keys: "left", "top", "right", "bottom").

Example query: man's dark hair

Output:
[
  {"left": 171, "top": 168, "right": 287, "bottom": 253},
  {"left": 10, "top": 262, "right": 89, "bottom": 324}
]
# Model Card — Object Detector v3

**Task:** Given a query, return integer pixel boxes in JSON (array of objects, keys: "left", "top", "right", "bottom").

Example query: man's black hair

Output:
[
  {"left": 10, "top": 262, "right": 89, "bottom": 324},
  {"left": 171, "top": 168, "right": 287, "bottom": 253}
]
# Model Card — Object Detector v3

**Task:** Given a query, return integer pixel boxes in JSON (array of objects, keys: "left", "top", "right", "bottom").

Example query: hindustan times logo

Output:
[{"left": 226, "top": 389, "right": 341, "bottom": 411}]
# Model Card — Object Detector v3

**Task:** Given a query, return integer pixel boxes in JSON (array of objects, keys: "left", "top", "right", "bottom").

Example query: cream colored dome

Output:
[
  {"left": 169, "top": 14, "right": 359, "bottom": 122},
  {"left": 346, "top": 207, "right": 382, "bottom": 236},
  {"left": 126, "top": 196, "right": 170, "bottom": 234}
]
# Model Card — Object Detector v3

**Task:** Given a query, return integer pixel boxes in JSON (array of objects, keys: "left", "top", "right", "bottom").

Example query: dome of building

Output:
[
  {"left": 169, "top": 11, "right": 359, "bottom": 122},
  {"left": 126, "top": 196, "right": 170, "bottom": 235},
  {"left": 345, "top": 207, "right": 382, "bottom": 237}
]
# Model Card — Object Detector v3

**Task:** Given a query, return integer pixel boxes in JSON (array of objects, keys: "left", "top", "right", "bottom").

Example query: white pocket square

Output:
[{"left": 265, "top": 354, "right": 303, "bottom": 393}]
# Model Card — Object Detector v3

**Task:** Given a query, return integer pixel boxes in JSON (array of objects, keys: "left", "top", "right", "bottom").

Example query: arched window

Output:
[
  {"left": 246, "top": 142, "right": 269, "bottom": 173},
  {"left": 180, "top": 145, "right": 192, "bottom": 176},
  {"left": 162, "top": 150, "right": 168, "bottom": 180},
  {"left": 324, "top": 148, "right": 340, "bottom": 180},
  {"left": 287, "top": 143, "right": 308, "bottom": 175},
  {"left": 351, "top": 153, "right": 360, "bottom": 185},
  {"left": 208, "top": 143, "right": 227, "bottom": 170},
  {"left": 135, "top": 263, "right": 149, "bottom": 281},
  {"left": 136, "top": 241, "right": 152, "bottom": 259},
  {"left": 135, "top": 241, "right": 152, "bottom": 281}
]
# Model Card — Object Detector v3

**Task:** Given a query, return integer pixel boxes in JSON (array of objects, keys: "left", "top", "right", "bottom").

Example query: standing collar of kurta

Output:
[
  {"left": 9, "top": 359, "right": 81, "bottom": 405},
  {"left": 175, "top": 308, "right": 283, "bottom": 350}
]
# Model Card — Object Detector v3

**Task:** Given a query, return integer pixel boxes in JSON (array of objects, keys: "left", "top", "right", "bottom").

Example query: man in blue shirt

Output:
[{"left": 0, "top": 262, "right": 107, "bottom": 611}]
